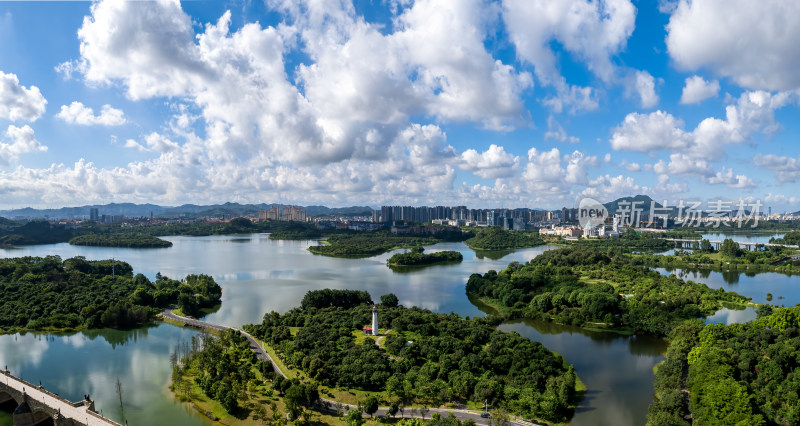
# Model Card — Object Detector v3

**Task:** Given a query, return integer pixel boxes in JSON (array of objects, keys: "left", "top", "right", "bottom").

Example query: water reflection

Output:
[
  {"left": 705, "top": 307, "right": 757, "bottom": 325},
  {"left": 499, "top": 318, "right": 667, "bottom": 426},
  {"left": 700, "top": 233, "right": 784, "bottom": 244},
  {"left": 472, "top": 249, "right": 515, "bottom": 260},
  {"left": 656, "top": 267, "right": 800, "bottom": 305},
  {"left": 0, "top": 324, "right": 210, "bottom": 426},
  {"left": 721, "top": 269, "right": 740, "bottom": 284}
]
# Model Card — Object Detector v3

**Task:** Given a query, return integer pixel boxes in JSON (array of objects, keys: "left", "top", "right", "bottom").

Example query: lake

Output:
[
  {"left": 1, "top": 234, "right": 793, "bottom": 425},
  {"left": 655, "top": 266, "right": 800, "bottom": 306},
  {"left": 700, "top": 232, "right": 784, "bottom": 245}
]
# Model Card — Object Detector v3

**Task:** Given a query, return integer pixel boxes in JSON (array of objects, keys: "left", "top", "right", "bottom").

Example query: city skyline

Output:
[{"left": 1, "top": 1, "right": 799, "bottom": 210}]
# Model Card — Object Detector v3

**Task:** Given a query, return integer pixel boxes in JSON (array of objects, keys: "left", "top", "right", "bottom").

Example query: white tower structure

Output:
[{"left": 371, "top": 305, "right": 378, "bottom": 336}]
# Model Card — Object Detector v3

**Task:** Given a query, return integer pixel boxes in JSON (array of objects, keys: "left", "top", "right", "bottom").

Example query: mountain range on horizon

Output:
[
  {"left": 3, "top": 195, "right": 787, "bottom": 221},
  {"left": 0, "top": 202, "right": 375, "bottom": 221}
]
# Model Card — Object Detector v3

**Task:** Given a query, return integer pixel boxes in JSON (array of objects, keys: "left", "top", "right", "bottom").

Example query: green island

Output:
[
  {"left": 386, "top": 246, "right": 463, "bottom": 267},
  {"left": 466, "top": 246, "right": 750, "bottom": 336},
  {"left": 68, "top": 233, "right": 173, "bottom": 248},
  {"left": 309, "top": 230, "right": 468, "bottom": 258},
  {"left": 188, "top": 289, "right": 581, "bottom": 425},
  {"left": 464, "top": 227, "right": 543, "bottom": 251},
  {"left": 648, "top": 306, "right": 800, "bottom": 425},
  {"left": 0, "top": 256, "right": 221, "bottom": 333}
]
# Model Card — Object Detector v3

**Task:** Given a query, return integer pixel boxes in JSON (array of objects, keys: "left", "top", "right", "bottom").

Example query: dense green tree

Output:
[
  {"left": 364, "top": 395, "right": 379, "bottom": 417},
  {"left": 381, "top": 293, "right": 400, "bottom": 308},
  {"left": 284, "top": 384, "right": 305, "bottom": 420},
  {"left": 300, "top": 289, "right": 373, "bottom": 310},
  {"left": 719, "top": 239, "right": 741, "bottom": 258},
  {"left": 346, "top": 408, "right": 364, "bottom": 426}
]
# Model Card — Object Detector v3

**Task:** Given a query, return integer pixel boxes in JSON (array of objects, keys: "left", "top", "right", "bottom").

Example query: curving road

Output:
[{"left": 160, "top": 309, "right": 538, "bottom": 426}]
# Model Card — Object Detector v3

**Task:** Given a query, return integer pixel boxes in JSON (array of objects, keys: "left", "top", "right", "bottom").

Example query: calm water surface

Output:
[
  {"left": 498, "top": 319, "right": 667, "bottom": 426},
  {"left": 2, "top": 234, "right": 788, "bottom": 425},
  {"left": 700, "top": 232, "right": 784, "bottom": 244},
  {"left": 655, "top": 267, "right": 800, "bottom": 306},
  {"left": 0, "top": 324, "right": 208, "bottom": 425}
]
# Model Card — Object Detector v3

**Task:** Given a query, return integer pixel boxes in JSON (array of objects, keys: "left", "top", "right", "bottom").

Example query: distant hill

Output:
[
  {"left": 304, "top": 205, "right": 373, "bottom": 217},
  {"left": 0, "top": 202, "right": 375, "bottom": 220},
  {"left": 0, "top": 203, "right": 167, "bottom": 220},
  {"left": 604, "top": 195, "right": 656, "bottom": 215},
  {"left": 603, "top": 195, "right": 681, "bottom": 219}
]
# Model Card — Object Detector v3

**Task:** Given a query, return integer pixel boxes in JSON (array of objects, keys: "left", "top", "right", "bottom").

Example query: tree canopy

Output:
[
  {"left": 648, "top": 307, "right": 800, "bottom": 425},
  {"left": 245, "top": 291, "right": 580, "bottom": 423},
  {"left": 466, "top": 246, "right": 749, "bottom": 336},
  {"left": 464, "top": 227, "right": 543, "bottom": 251},
  {"left": 0, "top": 256, "right": 221, "bottom": 332}
]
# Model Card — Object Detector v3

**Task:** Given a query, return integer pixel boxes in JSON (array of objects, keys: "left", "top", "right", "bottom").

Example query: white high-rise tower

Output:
[{"left": 371, "top": 305, "right": 378, "bottom": 336}]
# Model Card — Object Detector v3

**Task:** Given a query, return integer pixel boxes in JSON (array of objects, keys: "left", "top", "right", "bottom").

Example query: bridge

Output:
[
  {"left": 664, "top": 238, "right": 799, "bottom": 251},
  {"left": 0, "top": 369, "right": 121, "bottom": 426},
  {"left": 161, "top": 309, "right": 539, "bottom": 426}
]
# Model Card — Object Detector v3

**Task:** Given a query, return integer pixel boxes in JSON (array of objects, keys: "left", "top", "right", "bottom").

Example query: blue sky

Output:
[{"left": 0, "top": 0, "right": 798, "bottom": 211}]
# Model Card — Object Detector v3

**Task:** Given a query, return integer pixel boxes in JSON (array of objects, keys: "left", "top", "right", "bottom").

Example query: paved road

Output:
[
  {"left": 161, "top": 310, "right": 538, "bottom": 425},
  {"left": 161, "top": 309, "right": 283, "bottom": 376}
]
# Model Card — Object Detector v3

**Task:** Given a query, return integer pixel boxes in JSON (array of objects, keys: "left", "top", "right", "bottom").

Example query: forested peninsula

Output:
[
  {"left": 466, "top": 246, "right": 749, "bottom": 336},
  {"left": 0, "top": 256, "right": 221, "bottom": 333},
  {"left": 242, "top": 289, "right": 582, "bottom": 424}
]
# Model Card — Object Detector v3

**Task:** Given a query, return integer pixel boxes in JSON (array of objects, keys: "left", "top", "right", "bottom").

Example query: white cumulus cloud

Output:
[
  {"left": 680, "top": 75, "right": 720, "bottom": 104},
  {"left": 667, "top": 0, "right": 800, "bottom": 91},
  {"left": 460, "top": 144, "right": 519, "bottom": 179},
  {"left": 652, "top": 153, "right": 713, "bottom": 176},
  {"left": 502, "top": 0, "right": 635, "bottom": 84},
  {"left": 611, "top": 91, "right": 795, "bottom": 158},
  {"left": 610, "top": 110, "right": 688, "bottom": 153},
  {"left": 706, "top": 167, "right": 756, "bottom": 189},
  {"left": 124, "top": 132, "right": 180, "bottom": 153},
  {"left": 627, "top": 70, "right": 659, "bottom": 108},
  {"left": 0, "top": 125, "right": 47, "bottom": 166},
  {"left": 57, "top": 101, "right": 126, "bottom": 126},
  {"left": 0, "top": 71, "right": 47, "bottom": 122},
  {"left": 754, "top": 153, "right": 800, "bottom": 183}
]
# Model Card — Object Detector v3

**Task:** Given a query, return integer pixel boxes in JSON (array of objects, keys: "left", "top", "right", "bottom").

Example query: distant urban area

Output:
[{"left": 2, "top": 196, "right": 797, "bottom": 235}]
